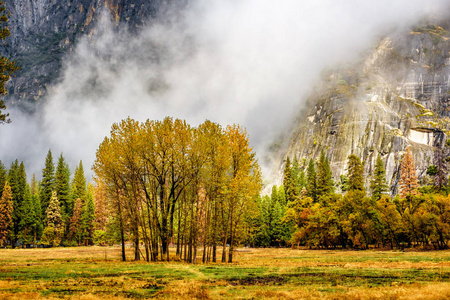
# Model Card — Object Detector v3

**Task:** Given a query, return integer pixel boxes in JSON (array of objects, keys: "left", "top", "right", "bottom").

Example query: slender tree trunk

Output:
[{"left": 118, "top": 202, "right": 126, "bottom": 262}]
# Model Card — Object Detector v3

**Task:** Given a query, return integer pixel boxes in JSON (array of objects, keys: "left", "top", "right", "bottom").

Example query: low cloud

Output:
[{"left": 0, "top": 0, "right": 448, "bottom": 180}]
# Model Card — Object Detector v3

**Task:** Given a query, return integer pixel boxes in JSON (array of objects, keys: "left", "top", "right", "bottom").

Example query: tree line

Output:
[
  {"left": 1, "top": 118, "right": 449, "bottom": 262},
  {"left": 0, "top": 151, "right": 96, "bottom": 248},
  {"left": 247, "top": 147, "right": 450, "bottom": 250}
]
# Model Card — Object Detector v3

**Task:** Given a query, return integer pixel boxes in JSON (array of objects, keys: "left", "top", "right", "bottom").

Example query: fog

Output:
[{"left": 0, "top": 0, "right": 448, "bottom": 181}]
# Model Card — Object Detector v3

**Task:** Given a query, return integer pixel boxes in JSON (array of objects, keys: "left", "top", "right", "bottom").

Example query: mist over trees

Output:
[{"left": 0, "top": 114, "right": 449, "bottom": 262}]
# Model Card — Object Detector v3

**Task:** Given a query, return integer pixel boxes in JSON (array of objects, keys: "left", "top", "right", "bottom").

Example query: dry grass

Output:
[{"left": 0, "top": 246, "right": 449, "bottom": 299}]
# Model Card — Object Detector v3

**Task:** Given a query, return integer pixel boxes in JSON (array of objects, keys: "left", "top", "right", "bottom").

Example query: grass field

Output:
[{"left": 0, "top": 247, "right": 449, "bottom": 299}]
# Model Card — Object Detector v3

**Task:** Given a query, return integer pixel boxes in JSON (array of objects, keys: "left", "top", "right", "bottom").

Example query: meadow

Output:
[{"left": 0, "top": 246, "right": 449, "bottom": 299}]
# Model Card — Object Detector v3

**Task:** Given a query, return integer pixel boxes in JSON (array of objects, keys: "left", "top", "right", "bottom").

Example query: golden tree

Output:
[
  {"left": 399, "top": 147, "right": 420, "bottom": 199},
  {"left": 0, "top": 181, "right": 13, "bottom": 246}
]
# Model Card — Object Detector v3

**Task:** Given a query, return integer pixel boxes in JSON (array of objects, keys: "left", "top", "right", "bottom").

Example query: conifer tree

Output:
[
  {"left": 399, "top": 147, "right": 420, "bottom": 198},
  {"left": 283, "top": 157, "right": 300, "bottom": 202},
  {"left": 46, "top": 191, "right": 62, "bottom": 227},
  {"left": 291, "top": 157, "right": 302, "bottom": 187},
  {"left": 306, "top": 158, "right": 317, "bottom": 201},
  {"left": 370, "top": 155, "right": 389, "bottom": 200},
  {"left": 40, "top": 150, "right": 55, "bottom": 218},
  {"left": 55, "top": 153, "right": 71, "bottom": 218},
  {"left": 347, "top": 154, "right": 365, "bottom": 193},
  {"left": 0, "top": 181, "right": 12, "bottom": 246},
  {"left": 298, "top": 169, "right": 306, "bottom": 192},
  {"left": 30, "top": 175, "right": 42, "bottom": 246},
  {"left": 81, "top": 184, "right": 95, "bottom": 245},
  {"left": 283, "top": 157, "right": 295, "bottom": 202},
  {"left": 69, "top": 197, "right": 83, "bottom": 245},
  {"left": 7, "top": 159, "right": 18, "bottom": 200},
  {"left": 316, "top": 150, "right": 334, "bottom": 197},
  {"left": 71, "top": 161, "right": 87, "bottom": 202},
  {"left": 41, "top": 191, "right": 62, "bottom": 247},
  {"left": 0, "top": 160, "right": 6, "bottom": 198},
  {"left": 8, "top": 160, "right": 26, "bottom": 245},
  {"left": 19, "top": 185, "right": 35, "bottom": 246}
]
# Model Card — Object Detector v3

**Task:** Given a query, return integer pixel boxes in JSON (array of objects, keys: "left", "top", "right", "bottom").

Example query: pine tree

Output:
[
  {"left": 306, "top": 158, "right": 317, "bottom": 201},
  {"left": 0, "top": 181, "right": 13, "bottom": 246},
  {"left": 0, "top": 1, "right": 18, "bottom": 124},
  {"left": 19, "top": 185, "right": 35, "bottom": 246},
  {"left": 80, "top": 184, "right": 95, "bottom": 245},
  {"left": 316, "top": 150, "right": 334, "bottom": 197},
  {"left": 8, "top": 160, "right": 27, "bottom": 245},
  {"left": 69, "top": 197, "right": 83, "bottom": 245},
  {"left": 283, "top": 157, "right": 298, "bottom": 202},
  {"left": 30, "top": 175, "right": 42, "bottom": 247},
  {"left": 41, "top": 191, "right": 62, "bottom": 247},
  {"left": 0, "top": 160, "right": 6, "bottom": 198},
  {"left": 71, "top": 161, "right": 87, "bottom": 203},
  {"left": 298, "top": 169, "right": 306, "bottom": 191},
  {"left": 347, "top": 154, "right": 365, "bottom": 193},
  {"left": 40, "top": 150, "right": 55, "bottom": 219},
  {"left": 399, "top": 147, "right": 420, "bottom": 198},
  {"left": 291, "top": 157, "right": 301, "bottom": 186},
  {"left": 46, "top": 191, "right": 62, "bottom": 227},
  {"left": 55, "top": 153, "right": 71, "bottom": 218},
  {"left": 370, "top": 155, "right": 389, "bottom": 200}
]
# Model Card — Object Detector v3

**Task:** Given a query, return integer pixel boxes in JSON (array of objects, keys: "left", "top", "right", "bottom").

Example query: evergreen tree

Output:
[
  {"left": 30, "top": 174, "right": 39, "bottom": 196},
  {"left": 347, "top": 154, "right": 365, "bottom": 193},
  {"left": 0, "top": 181, "right": 13, "bottom": 246},
  {"left": 0, "top": 160, "right": 6, "bottom": 198},
  {"left": 81, "top": 184, "right": 95, "bottom": 245},
  {"left": 7, "top": 159, "right": 18, "bottom": 201},
  {"left": 30, "top": 175, "right": 42, "bottom": 247},
  {"left": 40, "top": 150, "right": 55, "bottom": 219},
  {"left": 8, "top": 160, "right": 26, "bottom": 245},
  {"left": 69, "top": 197, "right": 83, "bottom": 245},
  {"left": 298, "top": 169, "right": 307, "bottom": 192},
  {"left": 370, "top": 155, "right": 389, "bottom": 200},
  {"left": 40, "top": 191, "right": 62, "bottom": 247},
  {"left": 399, "top": 147, "right": 420, "bottom": 198},
  {"left": 283, "top": 157, "right": 298, "bottom": 202},
  {"left": 46, "top": 191, "right": 62, "bottom": 227},
  {"left": 291, "top": 157, "right": 301, "bottom": 186},
  {"left": 55, "top": 153, "right": 72, "bottom": 218},
  {"left": 316, "top": 150, "right": 334, "bottom": 197},
  {"left": 71, "top": 161, "right": 87, "bottom": 202},
  {"left": 19, "top": 185, "right": 35, "bottom": 246},
  {"left": 306, "top": 158, "right": 317, "bottom": 201}
]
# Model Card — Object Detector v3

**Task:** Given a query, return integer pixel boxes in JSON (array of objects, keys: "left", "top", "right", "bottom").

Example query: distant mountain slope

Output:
[
  {"left": 278, "top": 20, "right": 450, "bottom": 194},
  {"left": 1, "top": 0, "right": 181, "bottom": 111}
]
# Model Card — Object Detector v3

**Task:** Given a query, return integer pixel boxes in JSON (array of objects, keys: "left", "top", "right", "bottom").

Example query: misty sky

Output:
[{"left": 0, "top": 0, "right": 448, "bottom": 182}]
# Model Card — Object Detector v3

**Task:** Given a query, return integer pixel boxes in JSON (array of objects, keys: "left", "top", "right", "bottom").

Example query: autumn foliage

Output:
[{"left": 93, "top": 117, "right": 262, "bottom": 262}]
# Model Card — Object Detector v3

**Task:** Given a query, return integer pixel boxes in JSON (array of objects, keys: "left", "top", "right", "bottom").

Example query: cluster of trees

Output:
[
  {"left": 0, "top": 151, "right": 96, "bottom": 248},
  {"left": 2, "top": 114, "right": 449, "bottom": 260},
  {"left": 247, "top": 147, "right": 450, "bottom": 250},
  {"left": 94, "top": 117, "right": 262, "bottom": 263}
]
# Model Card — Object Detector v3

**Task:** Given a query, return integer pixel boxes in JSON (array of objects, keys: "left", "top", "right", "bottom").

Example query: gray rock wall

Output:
[
  {"left": 1, "top": 0, "right": 175, "bottom": 110},
  {"left": 280, "top": 23, "right": 450, "bottom": 195}
]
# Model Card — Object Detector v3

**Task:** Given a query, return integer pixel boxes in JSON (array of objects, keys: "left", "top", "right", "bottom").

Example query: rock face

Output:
[
  {"left": 280, "top": 21, "right": 450, "bottom": 194},
  {"left": 1, "top": 0, "right": 179, "bottom": 111}
]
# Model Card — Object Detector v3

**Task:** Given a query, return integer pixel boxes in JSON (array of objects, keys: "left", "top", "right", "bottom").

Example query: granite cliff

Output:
[
  {"left": 1, "top": 0, "right": 182, "bottom": 111},
  {"left": 279, "top": 20, "right": 450, "bottom": 194}
]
